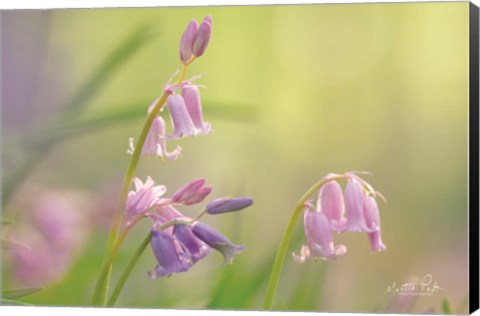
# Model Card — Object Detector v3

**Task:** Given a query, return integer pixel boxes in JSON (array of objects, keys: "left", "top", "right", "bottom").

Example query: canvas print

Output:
[{"left": 1, "top": 2, "right": 477, "bottom": 314}]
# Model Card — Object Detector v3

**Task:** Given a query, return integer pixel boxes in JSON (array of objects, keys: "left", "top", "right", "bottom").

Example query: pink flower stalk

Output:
[
  {"left": 128, "top": 116, "right": 182, "bottom": 160},
  {"left": 293, "top": 204, "right": 347, "bottom": 262},
  {"left": 179, "top": 15, "right": 212, "bottom": 64},
  {"left": 125, "top": 177, "right": 166, "bottom": 226},
  {"left": 293, "top": 172, "right": 386, "bottom": 263}
]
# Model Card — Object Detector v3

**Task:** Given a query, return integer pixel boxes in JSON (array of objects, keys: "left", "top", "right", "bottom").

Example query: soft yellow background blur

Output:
[{"left": 2, "top": 2, "right": 470, "bottom": 313}]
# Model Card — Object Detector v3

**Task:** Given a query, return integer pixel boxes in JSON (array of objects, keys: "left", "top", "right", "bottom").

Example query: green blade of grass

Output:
[{"left": 2, "top": 287, "right": 44, "bottom": 299}]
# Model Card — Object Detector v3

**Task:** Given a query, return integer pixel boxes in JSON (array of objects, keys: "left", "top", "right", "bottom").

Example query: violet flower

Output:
[
  {"left": 205, "top": 197, "right": 254, "bottom": 215},
  {"left": 174, "top": 224, "right": 210, "bottom": 263},
  {"left": 192, "top": 222, "right": 245, "bottom": 266},
  {"left": 363, "top": 196, "right": 387, "bottom": 252},
  {"left": 148, "top": 229, "right": 191, "bottom": 278}
]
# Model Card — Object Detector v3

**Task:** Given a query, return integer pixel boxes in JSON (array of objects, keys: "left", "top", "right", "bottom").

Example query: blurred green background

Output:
[{"left": 1, "top": 2, "right": 469, "bottom": 314}]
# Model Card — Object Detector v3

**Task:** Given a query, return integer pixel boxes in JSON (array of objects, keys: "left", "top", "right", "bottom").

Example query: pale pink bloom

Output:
[
  {"left": 182, "top": 86, "right": 211, "bottom": 133},
  {"left": 363, "top": 196, "right": 386, "bottom": 252},
  {"left": 167, "top": 94, "right": 197, "bottom": 138},
  {"left": 126, "top": 177, "right": 166, "bottom": 225},
  {"left": 167, "top": 93, "right": 211, "bottom": 138},
  {"left": 128, "top": 116, "right": 182, "bottom": 160},
  {"left": 293, "top": 204, "right": 347, "bottom": 262},
  {"left": 317, "top": 181, "right": 347, "bottom": 232}
]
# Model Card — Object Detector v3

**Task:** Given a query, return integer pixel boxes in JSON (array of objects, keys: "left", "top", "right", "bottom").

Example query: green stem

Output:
[
  {"left": 107, "top": 233, "right": 152, "bottom": 307},
  {"left": 263, "top": 175, "right": 344, "bottom": 310},
  {"left": 91, "top": 64, "right": 189, "bottom": 306}
]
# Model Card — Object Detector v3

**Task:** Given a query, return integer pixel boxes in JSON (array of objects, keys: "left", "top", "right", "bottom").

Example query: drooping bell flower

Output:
[
  {"left": 126, "top": 177, "right": 166, "bottom": 225},
  {"left": 205, "top": 197, "right": 254, "bottom": 215},
  {"left": 174, "top": 224, "right": 210, "bottom": 263},
  {"left": 317, "top": 181, "right": 347, "bottom": 232},
  {"left": 343, "top": 177, "right": 375, "bottom": 233},
  {"left": 182, "top": 86, "right": 211, "bottom": 134},
  {"left": 128, "top": 116, "right": 182, "bottom": 160},
  {"left": 148, "top": 229, "right": 192, "bottom": 278},
  {"left": 170, "top": 178, "right": 212, "bottom": 205},
  {"left": 192, "top": 222, "right": 245, "bottom": 265},
  {"left": 363, "top": 196, "right": 386, "bottom": 252},
  {"left": 167, "top": 94, "right": 199, "bottom": 138},
  {"left": 293, "top": 205, "right": 347, "bottom": 262}
]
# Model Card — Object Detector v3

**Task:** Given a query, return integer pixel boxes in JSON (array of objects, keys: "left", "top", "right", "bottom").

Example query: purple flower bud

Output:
[
  {"left": 174, "top": 225, "right": 210, "bottom": 263},
  {"left": 317, "top": 181, "right": 347, "bottom": 232},
  {"left": 129, "top": 116, "right": 181, "bottom": 160},
  {"left": 179, "top": 19, "right": 198, "bottom": 64},
  {"left": 171, "top": 178, "right": 212, "bottom": 205},
  {"left": 192, "top": 16, "right": 212, "bottom": 58},
  {"left": 126, "top": 177, "right": 166, "bottom": 223},
  {"left": 148, "top": 229, "right": 191, "bottom": 278},
  {"left": 167, "top": 94, "right": 198, "bottom": 138},
  {"left": 192, "top": 222, "right": 245, "bottom": 265},
  {"left": 205, "top": 197, "right": 254, "bottom": 215},
  {"left": 293, "top": 206, "right": 346, "bottom": 262},
  {"left": 182, "top": 86, "right": 211, "bottom": 133}
]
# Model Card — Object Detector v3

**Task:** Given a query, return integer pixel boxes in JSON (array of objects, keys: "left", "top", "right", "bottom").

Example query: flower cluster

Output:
[
  {"left": 126, "top": 177, "right": 253, "bottom": 278},
  {"left": 128, "top": 16, "right": 213, "bottom": 160},
  {"left": 293, "top": 172, "right": 386, "bottom": 262},
  {"left": 122, "top": 15, "right": 255, "bottom": 279}
]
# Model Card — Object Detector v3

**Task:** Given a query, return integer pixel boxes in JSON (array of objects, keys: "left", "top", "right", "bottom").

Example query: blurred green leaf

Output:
[
  {"left": 1, "top": 238, "right": 31, "bottom": 250},
  {"left": 0, "top": 298, "right": 34, "bottom": 306},
  {"left": 442, "top": 298, "right": 453, "bottom": 314},
  {"left": 2, "top": 26, "right": 152, "bottom": 206},
  {"left": 63, "top": 25, "right": 152, "bottom": 117},
  {"left": 1, "top": 219, "right": 15, "bottom": 225},
  {"left": 12, "top": 99, "right": 258, "bottom": 149},
  {"left": 2, "top": 287, "right": 44, "bottom": 300}
]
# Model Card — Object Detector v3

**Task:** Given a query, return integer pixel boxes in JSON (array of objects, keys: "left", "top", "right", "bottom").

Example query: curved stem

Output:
[
  {"left": 263, "top": 175, "right": 344, "bottom": 310},
  {"left": 91, "top": 64, "right": 189, "bottom": 306},
  {"left": 107, "top": 233, "right": 152, "bottom": 307},
  {"left": 91, "top": 228, "right": 130, "bottom": 305}
]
